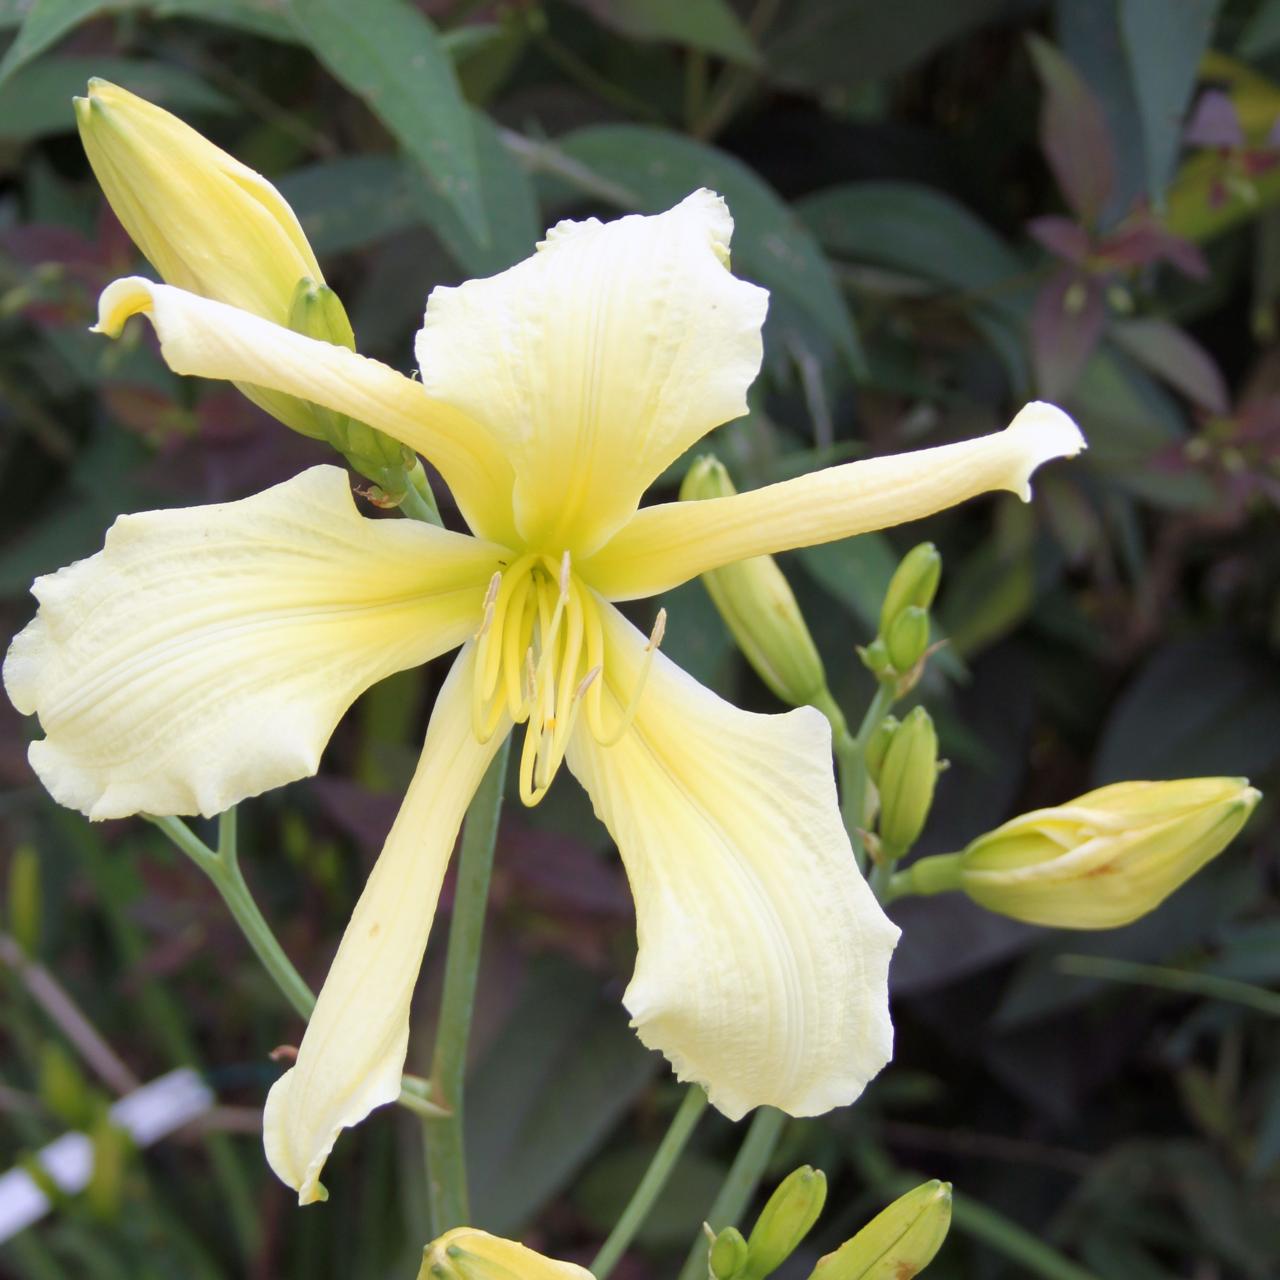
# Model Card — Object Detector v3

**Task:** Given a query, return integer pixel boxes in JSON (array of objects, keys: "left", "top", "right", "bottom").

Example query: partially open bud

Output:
[
  {"left": 810, "top": 1180, "right": 951, "bottom": 1280},
  {"left": 877, "top": 707, "right": 940, "bottom": 859},
  {"left": 743, "top": 1166, "right": 827, "bottom": 1280},
  {"left": 681, "top": 456, "right": 829, "bottom": 708},
  {"left": 878, "top": 543, "right": 942, "bottom": 637},
  {"left": 417, "top": 1229, "right": 592, "bottom": 1280},
  {"left": 956, "top": 778, "right": 1261, "bottom": 928},
  {"left": 75, "top": 79, "right": 321, "bottom": 321}
]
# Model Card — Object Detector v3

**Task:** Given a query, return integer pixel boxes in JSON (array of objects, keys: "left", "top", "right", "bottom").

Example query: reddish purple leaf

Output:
[
  {"left": 1101, "top": 216, "right": 1209, "bottom": 279},
  {"left": 1185, "top": 89, "right": 1245, "bottom": 148},
  {"left": 1027, "top": 215, "right": 1092, "bottom": 263},
  {"left": 1026, "top": 34, "right": 1116, "bottom": 225},
  {"left": 1109, "top": 317, "right": 1229, "bottom": 415},
  {"left": 1030, "top": 266, "right": 1107, "bottom": 399}
]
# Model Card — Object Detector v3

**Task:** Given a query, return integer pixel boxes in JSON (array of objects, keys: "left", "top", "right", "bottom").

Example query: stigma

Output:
[{"left": 471, "top": 551, "right": 664, "bottom": 806}]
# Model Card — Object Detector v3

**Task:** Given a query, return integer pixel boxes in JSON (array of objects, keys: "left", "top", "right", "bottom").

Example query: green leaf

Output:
[
  {"left": 572, "top": 0, "right": 758, "bottom": 65},
  {"left": 286, "top": 0, "right": 488, "bottom": 244},
  {"left": 1238, "top": 0, "right": 1280, "bottom": 59},
  {"left": 403, "top": 107, "right": 538, "bottom": 276},
  {"left": 277, "top": 155, "right": 418, "bottom": 255},
  {"left": 147, "top": 0, "right": 295, "bottom": 41},
  {"left": 555, "top": 124, "right": 865, "bottom": 375},
  {"left": 0, "top": 0, "right": 123, "bottom": 86},
  {"left": 1108, "top": 317, "right": 1229, "bottom": 414},
  {"left": 1119, "top": 0, "right": 1223, "bottom": 204},
  {"left": 0, "top": 54, "right": 231, "bottom": 143}
]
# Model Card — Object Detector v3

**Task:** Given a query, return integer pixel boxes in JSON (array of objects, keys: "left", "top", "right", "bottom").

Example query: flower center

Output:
[{"left": 471, "top": 551, "right": 664, "bottom": 806}]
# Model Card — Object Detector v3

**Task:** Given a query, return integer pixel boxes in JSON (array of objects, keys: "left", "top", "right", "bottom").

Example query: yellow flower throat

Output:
[{"left": 471, "top": 551, "right": 664, "bottom": 807}]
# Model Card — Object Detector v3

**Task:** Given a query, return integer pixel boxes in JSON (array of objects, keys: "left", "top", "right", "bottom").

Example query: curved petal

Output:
[
  {"left": 566, "top": 602, "right": 899, "bottom": 1119},
  {"left": 423, "top": 1229, "right": 594, "bottom": 1280},
  {"left": 584, "top": 402, "right": 1085, "bottom": 600},
  {"left": 264, "top": 645, "right": 508, "bottom": 1204},
  {"left": 414, "top": 189, "right": 768, "bottom": 556},
  {"left": 96, "top": 277, "right": 518, "bottom": 542},
  {"left": 3, "top": 466, "right": 502, "bottom": 819}
]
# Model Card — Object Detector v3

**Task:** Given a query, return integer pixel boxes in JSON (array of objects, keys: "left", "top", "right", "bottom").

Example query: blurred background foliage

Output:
[{"left": 0, "top": 0, "right": 1278, "bottom": 1277}]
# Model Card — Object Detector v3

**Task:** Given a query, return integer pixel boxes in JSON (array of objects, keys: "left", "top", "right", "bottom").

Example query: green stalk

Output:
[
  {"left": 950, "top": 1188, "right": 1102, "bottom": 1280},
  {"left": 826, "top": 683, "right": 894, "bottom": 873},
  {"left": 1055, "top": 954, "right": 1280, "bottom": 1017},
  {"left": 592, "top": 1087, "right": 710, "bottom": 1279},
  {"left": 423, "top": 737, "right": 511, "bottom": 1234},
  {"left": 677, "top": 1107, "right": 786, "bottom": 1280}
]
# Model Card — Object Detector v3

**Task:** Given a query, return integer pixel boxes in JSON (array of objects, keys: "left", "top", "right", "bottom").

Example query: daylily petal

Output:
[
  {"left": 566, "top": 602, "right": 899, "bottom": 1119},
  {"left": 3, "top": 466, "right": 501, "bottom": 819},
  {"left": 96, "top": 277, "right": 518, "bottom": 542},
  {"left": 414, "top": 189, "right": 768, "bottom": 557},
  {"left": 583, "top": 402, "right": 1085, "bottom": 600},
  {"left": 264, "top": 645, "right": 507, "bottom": 1204}
]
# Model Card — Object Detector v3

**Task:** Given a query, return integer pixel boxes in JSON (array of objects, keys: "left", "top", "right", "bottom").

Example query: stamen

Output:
[{"left": 596, "top": 608, "right": 666, "bottom": 748}]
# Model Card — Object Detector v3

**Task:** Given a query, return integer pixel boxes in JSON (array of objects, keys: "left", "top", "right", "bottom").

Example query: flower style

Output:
[{"left": 2, "top": 127, "right": 1085, "bottom": 1203}]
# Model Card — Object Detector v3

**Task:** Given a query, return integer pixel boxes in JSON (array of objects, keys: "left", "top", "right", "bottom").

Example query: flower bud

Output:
[
  {"left": 75, "top": 78, "right": 321, "bottom": 322},
  {"left": 418, "top": 1229, "right": 592, "bottom": 1280},
  {"left": 7, "top": 843, "right": 41, "bottom": 956},
  {"left": 863, "top": 716, "right": 900, "bottom": 786},
  {"left": 681, "top": 456, "right": 829, "bottom": 707},
  {"left": 858, "top": 637, "right": 893, "bottom": 679},
  {"left": 877, "top": 707, "right": 939, "bottom": 858},
  {"left": 884, "top": 606, "right": 930, "bottom": 673},
  {"left": 810, "top": 1180, "right": 952, "bottom": 1280},
  {"left": 878, "top": 543, "right": 942, "bottom": 637},
  {"left": 709, "top": 1226, "right": 750, "bottom": 1279},
  {"left": 958, "top": 777, "right": 1261, "bottom": 929},
  {"left": 744, "top": 1166, "right": 827, "bottom": 1280}
]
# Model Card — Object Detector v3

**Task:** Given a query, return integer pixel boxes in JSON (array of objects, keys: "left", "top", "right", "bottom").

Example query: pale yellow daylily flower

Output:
[
  {"left": 3, "top": 187, "right": 1085, "bottom": 1205},
  {"left": 418, "top": 1228, "right": 592, "bottom": 1280}
]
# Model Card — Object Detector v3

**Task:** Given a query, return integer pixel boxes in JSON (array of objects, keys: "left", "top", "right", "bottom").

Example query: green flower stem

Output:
[
  {"left": 677, "top": 1106, "right": 786, "bottom": 1280},
  {"left": 423, "top": 736, "right": 511, "bottom": 1235},
  {"left": 149, "top": 814, "right": 447, "bottom": 1119},
  {"left": 398, "top": 458, "right": 442, "bottom": 526},
  {"left": 821, "top": 682, "right": 894, "bottom": 874},
  {"left": 883, "top": 851, "right": 965, "bottom": 904},
  {"left": 1055, "top": 954, "right": 1280, "bottom": 1017},
  {"left": 949, "top": 1187, "right": 1102, "bottom": 1280},
  {"left": 592, "top": 1086, "right": 710, "bottom": 1279}
]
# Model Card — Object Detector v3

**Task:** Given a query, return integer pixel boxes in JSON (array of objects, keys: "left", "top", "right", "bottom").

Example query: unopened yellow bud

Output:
[
  {"left": 418, "top": 1229, "right": 592, "bottom": 1280},
  {"left": 877, "top": 707, "right": 939, "bottom": 858},
  {"left": 744, "top": 1166, "right": 827, "bottom": 1280},
  {"left": 681, "top": 456, "right": 829, "bottom": 707},
  {"left": 75, "top": 79, "right": 321, "bottom": 321},
  {"left": 810, "top": 1180, "right": 951, "bottom": 1280},
  {"left": 885, "top": 606, "right": 930, "bottom": 672},
  {"left": 879, "top": 543, "right": 942, "bottom": 637},
  {"left": 958, "top": 777, "right": 1261, "bottom": 928},
  {"left": 709, "top": 1226, "right": 750, "bottom": 1279}
]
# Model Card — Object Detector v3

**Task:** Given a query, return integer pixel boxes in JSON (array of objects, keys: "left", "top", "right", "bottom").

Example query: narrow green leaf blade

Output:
[{"left": 287, "top": 0, "right": 489, "bottom": 243}]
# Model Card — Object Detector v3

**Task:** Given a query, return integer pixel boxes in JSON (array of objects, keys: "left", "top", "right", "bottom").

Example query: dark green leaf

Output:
[
  {"left": 570, "top": 0, "right": 758, "bottom": 65},
  {"left": 1119, "top": 0, "right": 1223, "bottom": 204},
  {"left": 148, "top": 0, "right": 295, "bottom": 41},
  {"left": 1109, "top": 317, "right": 1229, "bottom": 414},
  {"left": 555, "top": 125, "right": 865, "bottom": 375},
  {"left": 0, "top": 54, "right": 231, "bottom": 143},
  {"left": 1238, "top": 0, "right": 1280, "bottom": 59},
  {"left": 277, "top": 155, "right": 418, "bottom": 256},
  {"left": 286, "top": 0, "right": 488, "bottom": 243},
  {"left": 0, "top": 0, "right": 116, "bottom": 86}
]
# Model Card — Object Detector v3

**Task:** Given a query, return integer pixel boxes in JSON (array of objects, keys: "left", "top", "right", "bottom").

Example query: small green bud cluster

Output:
[
  {"left": 708, "top": 1166, "right": 828, "bottom": 1280},
  {"left": 860, "top": 543, "right": 942, "bottom": 695},
  {"left": 681, "top": 456, "right": 831, "bottom": 710},
  {"left": 865, "top": 706, "right": 941, "bottom": 861}
]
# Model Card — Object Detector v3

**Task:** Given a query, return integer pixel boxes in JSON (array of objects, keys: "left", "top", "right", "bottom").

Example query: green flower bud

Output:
[
  {"left": 959, "top": 778, "right": 1261, "bottom": 929},
  {"left": 744, "top": 1166, "right": 828, "bottom": 1280},
  {"left": 419, "top": 1229, "right": 591, "bottom": 1280},
  {"left": 709, "top": 1226, "right": 750, "bottom": 1280},
  {"left": 878, "top": 543, "right": 942, "bottom": 637},
  {"left": 287, "top": 277, "right": 356, "bottom": 353},
  {"left": 810, "top": 1181, "right": 951, "bottom": 1280},
  {"left": 7, "top": 843, "right": 41, "bottom": 956},
  {"left": 681, "top": 456, "right": 829, "bottom": 708},
  {"left": 877, "top": 707, "right": 939, "bottom": 858},
  {"left": 859, "top": 637, "right": 893, "bottom": 679},
  {"left": 38, "top": 1041, "right": 93, "bottom": 1130},
  {"left": 86, "top": 1116, "right": 130, "bottom": 1221},
  {"left": 863, "top": 716, "right": 900, "bottom": 786},
  {"left": 885, "top": 606, "right": 930, "bottom": 673}
]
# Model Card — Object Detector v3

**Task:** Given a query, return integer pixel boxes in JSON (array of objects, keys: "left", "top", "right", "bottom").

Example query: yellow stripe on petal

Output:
[
  {"left": 414, "top": 190, "right": 767, "bottom": 557},
  {"left": 583, "top": 403, "right": 1085, "bottom": 600},
  {"left": 3, "top": 467, "right": 502, "bottom": 819},
  {"left": 264, "top": 646, "right": 508, "bottom": 1205},
  {"left": 566, "top": 602, "right": 899, "bottom": 1119},
  {"left": 96, "top": 277, "right": 518, "bottom": 542}
]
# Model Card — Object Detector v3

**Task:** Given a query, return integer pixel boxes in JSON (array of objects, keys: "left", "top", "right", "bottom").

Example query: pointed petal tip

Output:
[{"left": 94, "top": 276, "right": 155, "bottom": 339}]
